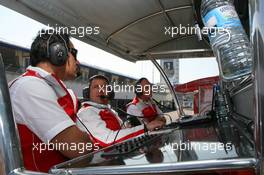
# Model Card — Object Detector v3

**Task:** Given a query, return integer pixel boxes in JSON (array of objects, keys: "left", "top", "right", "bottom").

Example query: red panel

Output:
[
  {"left": 175, "top": 76, "right": 220, "bottom": 93},
  {"left": 194, "top": 93, "right": 199, "bottom": 114}
]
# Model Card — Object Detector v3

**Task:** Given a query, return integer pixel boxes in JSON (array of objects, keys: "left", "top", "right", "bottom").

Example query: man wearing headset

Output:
[
  {"left": 9, "top": 30, "right": 93, "bottom": 172},
  {"left": 126, "top": 78, "right": 172, "bottom": 126},
  {"left": 77, "top": 75, "right": 165, "bottom": 148}
]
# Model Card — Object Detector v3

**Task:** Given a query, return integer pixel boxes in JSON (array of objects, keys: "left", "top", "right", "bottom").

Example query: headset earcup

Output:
[
  {"left": 83, "top": 86, "right": 90, "bottom": 99},
  {"left": 107, "top": 86, "right": 115, "bottom": 100},
  {"left": 135, "top": 83, "right": 143, "bottom": 97},
  {"left": 49, "top": 43, "right": 68, "bottom": 66}
]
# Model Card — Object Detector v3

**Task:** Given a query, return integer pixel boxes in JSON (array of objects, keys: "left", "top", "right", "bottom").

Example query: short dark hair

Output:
[
  {"left": 134, "top": 77, "right": 150, "bottom": 97},
  {"left": 30, "top": 29, "right": 71, "bottom": 66},
  {"left": 135, "top": 77, "right": 149, "bottom": 86}
]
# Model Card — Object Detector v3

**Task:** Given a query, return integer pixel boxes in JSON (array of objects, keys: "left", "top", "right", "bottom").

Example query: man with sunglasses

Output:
[{"left": 9, "top": 30, "right": 93, "bottom": 172}]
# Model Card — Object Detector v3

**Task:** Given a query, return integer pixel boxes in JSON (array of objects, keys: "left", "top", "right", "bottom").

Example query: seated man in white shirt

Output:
[
  {"left": 9, "top": 30, "right": 93, "bottom": 172},
  {"left": 126, "top": 78, "right": 172, "bottom": 126},
  {"left": 77, "top": 75, "right": 165, "bottom": 148}
]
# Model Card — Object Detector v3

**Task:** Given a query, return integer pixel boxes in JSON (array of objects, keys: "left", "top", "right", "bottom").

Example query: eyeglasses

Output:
[{"left": 69, "top": 48, "right": 78, "bottom": 60}]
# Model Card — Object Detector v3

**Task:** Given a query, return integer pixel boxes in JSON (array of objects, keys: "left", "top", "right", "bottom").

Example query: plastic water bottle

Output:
[{"left": 201, "top": 0, "right": 253, "bottom": 80}]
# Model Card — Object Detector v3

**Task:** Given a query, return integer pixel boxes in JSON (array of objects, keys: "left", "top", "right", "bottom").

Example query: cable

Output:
[
  {"left": 112, "top": 108, "right": 175, "bottom": 145},
  {"left": 76, "top": 116, "right": 94, "bottom": 140},
  {"left": 152, "top": 98, "right": 175, "bottom": 111},
  {"left": 118, "top": 107, "right": 175, "bottom": 126},
  {"left": 77, "top": 107, "right": 132, "bottom": 146},
  {"left": 117, "top": 108, "right": 145, "bottom": 118},
  {"left": 77, "top": 102, "right": 147, "bottom": 145},
  {"left": 112, "top": 118, "right": 128, "bottom": 145},
  {"left": 112, "top": 111, "right": 148, "bottom": 144},
  {"left": 79, "top": 104, "right": 165, "bottom": 145}
]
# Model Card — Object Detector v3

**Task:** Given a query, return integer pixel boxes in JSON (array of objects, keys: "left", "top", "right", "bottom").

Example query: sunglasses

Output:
[{"left": 69, "top": 48, "right": 78, "bottom": 60}]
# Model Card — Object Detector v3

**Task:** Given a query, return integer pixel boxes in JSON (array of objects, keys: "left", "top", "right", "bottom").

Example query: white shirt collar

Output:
[
  {"left": 82, "top": 101, "right": 111, "bottom": 109},
  {"left": 26, "top": 66, "right": 51, "bottom": 77},
  {"left": 26, "top": 66, "right": 67, "bottom": 97},
  {"left": 138, "top": 97, "right": 154, "bottom": 105}
]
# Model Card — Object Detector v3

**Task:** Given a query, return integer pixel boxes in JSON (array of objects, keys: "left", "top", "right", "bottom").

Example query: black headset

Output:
[
  {"left": 83, "top": 75, "right": 115, "bottom": 100},
  {"left": 46, "top": 33, "right": 69, "bottom": 66},
  {"left": 134, "top": 77, "right": 149, "bottom": 97}
]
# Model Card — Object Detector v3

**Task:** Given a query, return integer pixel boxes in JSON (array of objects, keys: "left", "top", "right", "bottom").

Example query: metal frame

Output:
[
  {"left": 156, "top": 0, "right": 175, "bottom": 27},
  {"left": 106, "top": 5, "right": 192, "bottom": 44},
  {"left": 141, "top": 34, "right": 211, "bottom": 54},
  {"left": 143, "top": 48, "right": 213, "bottom": 57},
  {"left": 249, "top": 0, "right": 264, "bottom": 174},
  {"left": 51, "top": 158, "right": 257, "bottom": 175},
  {"left": 150, "top": 57, "right": 184, "bottom": 116},
  {"left": 11, "top": 169, "right": 51, "bottom": 175},
  {"left": 0, "top": 54, "right": 51, "bottom": 175},
  {"left": 0, "top": 53, "right": 23, "bottom": 174}
]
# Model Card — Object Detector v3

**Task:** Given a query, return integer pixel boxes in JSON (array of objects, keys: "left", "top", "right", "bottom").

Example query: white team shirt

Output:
[
  {"left": 9, "top": 66, "right": 75, "bottom": 144},
  {"left": 77, "top": 101, "right": 144, "bottom": 146},
  {"left": 127, "top": 98, "right": 173, "bottom": 125}
]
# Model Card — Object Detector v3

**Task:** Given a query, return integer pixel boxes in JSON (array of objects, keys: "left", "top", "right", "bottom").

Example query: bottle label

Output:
[{"left": 203, "top": 5, "right": 241, "bottom": 28}]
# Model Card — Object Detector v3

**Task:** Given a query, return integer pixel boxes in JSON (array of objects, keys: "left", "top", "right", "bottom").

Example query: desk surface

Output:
[{"left": 51, "top": 118, "right": 256, "bottom": 174}]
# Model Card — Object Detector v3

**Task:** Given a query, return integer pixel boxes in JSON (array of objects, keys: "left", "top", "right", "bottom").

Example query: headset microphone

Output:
[
  {"left": 99, "top": 88, "right": 115, "bottom": 100},
  {"left": 99, "top": 95, "right": 109, "bottom": 99}
]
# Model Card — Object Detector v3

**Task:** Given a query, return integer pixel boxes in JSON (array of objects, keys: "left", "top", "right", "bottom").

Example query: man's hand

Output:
[
  {"left": 156, "top": 116, "right": 166, "bottom": 123},
  {"left": 146, "top": 119, "right": 165, "bottom": 131}
]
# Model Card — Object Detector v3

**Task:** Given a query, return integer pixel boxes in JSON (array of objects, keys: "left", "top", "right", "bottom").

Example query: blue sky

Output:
[{"left": 0, "top": 4, "right": 219, "bottom": 83}]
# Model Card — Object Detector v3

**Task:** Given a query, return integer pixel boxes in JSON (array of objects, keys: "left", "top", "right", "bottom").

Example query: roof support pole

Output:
[
  {"left": 0, "top": 53, "right": 23, "bottom": 174},
  {"left": 149, "top": 55, "right": 184, "bottom": 116}
]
